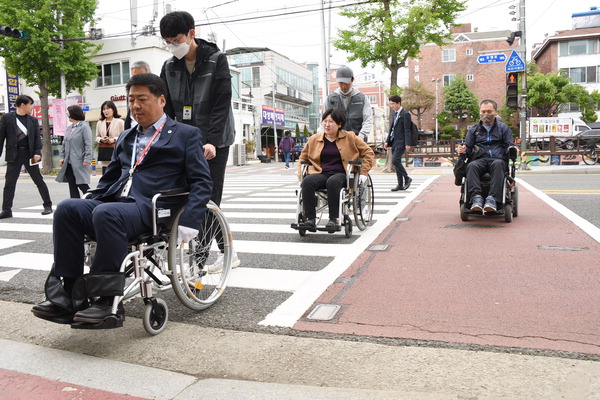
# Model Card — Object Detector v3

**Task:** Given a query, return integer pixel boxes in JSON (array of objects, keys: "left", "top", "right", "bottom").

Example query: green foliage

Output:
[
  {"left": 402, "top": 80, "right": 434, "bottom": 128},
  {"left": 566, "top": 85, "right": 600, "bottom": 123},
  {"left": 0, "top": 0, "right": 101, "bottom": 97},
  {"left": 526, "top": 72, "right": 572, "bottom": 117},
  {"left": 295, "top": 123, "right": 300, "bottom": 136},
  {"left": 436, "top": 110, "right": 452, "bottom": 127},
  {"left": 498, "top": 106, "right": 519, "bottom": 136},
  {"left": 442, "top": 76, "right": 479, "bottom": 127},
  {"left": 303, "top": 125, "right": 310, "bottom": 137},
  {"left": 0, "top": 0, "right": 101, "bottom": 173},
  {"left": 333, "top": 0, "right": 467, "bottom": 91}
]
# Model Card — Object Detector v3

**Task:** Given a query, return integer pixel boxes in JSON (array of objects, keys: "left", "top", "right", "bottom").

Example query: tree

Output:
[
  {"left": 443, "top": 76, "right": 478, "bottom": 131},
  {"left": 402, "top": 80, "right": 435, "bottom": 129},
  {"left": 0, "top": 0, "right": 101, "bottom": 174},
  {"left": 564, "top": 84, "right": 600, "bottom": 124},
  {"left": 333, "top": 0, "right": 467, "bottom": 92},
  {"left": 526, "top": 72, "right": 572, "bottom": 117}
]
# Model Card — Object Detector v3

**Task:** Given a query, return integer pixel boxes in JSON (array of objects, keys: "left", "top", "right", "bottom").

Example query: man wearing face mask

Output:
[
  {"left": 159, "top": 11, "right": 239, "bottom": 272},
  {"left": 457, "top": 100, "right": 515, "bottom": 213},
  {"left": 322, "top": 66, "right": 372, "bottom": 142}
]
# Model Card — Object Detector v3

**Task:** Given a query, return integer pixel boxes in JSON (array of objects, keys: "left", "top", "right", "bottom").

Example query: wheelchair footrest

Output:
[
  {"left": 70, "top": 314, "right": 124, "bottom": 330},
  {"left": 290, "top": 223, "right": 316, "bottom": 232}
]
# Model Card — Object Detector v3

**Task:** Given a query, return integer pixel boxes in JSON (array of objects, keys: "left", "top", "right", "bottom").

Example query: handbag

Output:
[{"left": 97, "top": 142, "right": 115, "bottom": 161}]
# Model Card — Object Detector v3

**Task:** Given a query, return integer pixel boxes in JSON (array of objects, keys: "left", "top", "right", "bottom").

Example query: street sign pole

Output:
[{"left": 518, "top": 0, "right": 527, "bottom": 168}]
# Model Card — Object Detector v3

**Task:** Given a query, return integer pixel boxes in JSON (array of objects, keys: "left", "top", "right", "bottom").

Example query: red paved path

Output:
[
  {"left": 295, "top": 175, "right": 600, "bottom": 355},
  {"left": 0, "top": 369, "right": 150, "bottom": 400}
]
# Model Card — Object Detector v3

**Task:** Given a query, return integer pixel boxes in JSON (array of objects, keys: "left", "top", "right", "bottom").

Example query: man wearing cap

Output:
[{"left": 323, "top": 66, "right": 372, "bottom": 142}]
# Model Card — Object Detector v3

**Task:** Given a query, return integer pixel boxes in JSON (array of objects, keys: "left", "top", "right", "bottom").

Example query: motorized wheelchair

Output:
[
  {"left": 73, "top": 188, "right": 234, "bottom": 335},
  {"left": 290, "top": 159, "right": 374, "bottom": 238},
  {"left": 458, "top": 147, "right": 519, "bottom": 223}
]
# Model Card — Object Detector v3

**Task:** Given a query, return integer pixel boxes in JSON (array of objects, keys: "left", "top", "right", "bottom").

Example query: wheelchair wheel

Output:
[
  {"left": 512, "top": 186, "right": 519, "bottom": 217},
  {"left": 143, "top": 297, "right": 168, "bottom": 335},
  {"left": 504, "top": 204, "right": 513, "bottom": 223},
  {"left": 168, "top": 201, "right": 233, "bottom": 311},
  {"left": 352, "top": 174, "right": 374, "bottom": 231},
  {"left": 344, "top": 215, "right": 352, "bottom": 238},
  {"left": 460, "top": 203, "right": 470, "bottom": 221}
]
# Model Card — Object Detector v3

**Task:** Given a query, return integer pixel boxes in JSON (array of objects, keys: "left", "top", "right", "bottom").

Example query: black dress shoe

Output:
[
  {"left": 299, "top": 219, "right": 317, "bottom": 232},
  {"left": 402, "top": 177, "right": 413, "bottom": 190},
  {"left": 41, "top": 206, "right": 53, "bottom": 215},
  {"left": 390, "top": 185, "right": 402, "bottom": 192},
  {"left": 73, "top": 297, "right": 124, "bottom": 324},
  {"left": 0, "top": 210, "right": 12, "bottom": 219},
  {"left": 32, "top": 300, "right": 73, "bottom": 324},
  {"left": 325, "top": 219, "right": 340, "bottom": 233}
]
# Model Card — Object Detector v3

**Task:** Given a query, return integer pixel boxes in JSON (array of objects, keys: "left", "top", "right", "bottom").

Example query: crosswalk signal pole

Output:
[{"left": 518, "top": 0, "right": 528, "bottom": 167}]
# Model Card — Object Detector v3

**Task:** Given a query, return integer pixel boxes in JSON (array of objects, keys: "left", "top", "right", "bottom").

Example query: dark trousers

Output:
[
  {"left": 52, "top": 199, "right": 150, "bottom": 279},
  {"left": 466, "top": 158, "right": 507, "bottom": 202},
  {"left": 64, "top": 163, "right": 90, "bottom": 199},
  {"left": 208, "top": 146, "right": 229, "bottom": 206},
  {"left": 2, "top": 149, "right": 52, "bottom": 211},
  {"left": 391, "top": 144, "right": 408, "bottom": 185},
  {"left": 301, "top": 171, "right": 346, "bottom": 220}
]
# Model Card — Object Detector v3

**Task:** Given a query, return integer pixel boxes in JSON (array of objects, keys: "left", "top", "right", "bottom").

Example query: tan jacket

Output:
[
  {"left": 298, "top": 130, "right": 374, "bottom": 180},
  {"left": 95, "top": 118, "right": 125, "bottom": 144}
]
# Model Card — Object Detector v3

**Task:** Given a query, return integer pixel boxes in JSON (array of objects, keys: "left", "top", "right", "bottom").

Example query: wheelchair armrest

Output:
[
  {"left": 300, "top": 160, "right": 312, "bottom": 166},
  {"left": 508, "top": 146, "right": 518, "bottom": 161},
  {"left": 159, "top": 187, "right": 189, "bottom": 197},
  {"left": 348, "top": 158, "right": 363, "bottom": 166}
]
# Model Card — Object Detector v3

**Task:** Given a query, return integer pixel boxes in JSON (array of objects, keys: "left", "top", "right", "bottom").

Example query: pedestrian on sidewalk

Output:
[
  {"left": 56, "top": 105, "right": 92, "bottom": 198},
  {"left": 95, "top": 101, "right": 124, "bottom": 175},
  {"left": 279, "top": 131, "right": 294, "bottom": 169},
  {"left": 0, "top": 94, "right": 53, "bottom": 218},
  {"left": 457, "top": 99, "right": 515, "bottom": 213},
  {"left": 159, "top": 10, "right": 239, "bottom": 272},
  {"left": 384, "top": 95, "right": 413, "bottom": 191}
]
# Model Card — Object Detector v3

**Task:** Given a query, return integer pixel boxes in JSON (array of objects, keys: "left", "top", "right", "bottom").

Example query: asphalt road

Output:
[{"left": 0, "top": 164, "right": 598, "bottom": 343}]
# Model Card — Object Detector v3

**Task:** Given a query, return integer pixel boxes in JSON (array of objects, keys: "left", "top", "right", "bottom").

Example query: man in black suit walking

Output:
[
  {"left": 32, "top": 73, "right": 213, "bottom": 324},
  {"left": 384, "top": 95, "right": 413, "bottom": 191},
  {"left": 0, "top": 94, "right": 53, "bottom": 218}
]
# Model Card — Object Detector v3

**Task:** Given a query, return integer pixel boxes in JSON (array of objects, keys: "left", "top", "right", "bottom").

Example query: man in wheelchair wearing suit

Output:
[
  {"left": 32, "top": 73, "right": 213, "bottom": 325},
  {"left": 457, "top": 99, "right": 516, "bottom": 213}
]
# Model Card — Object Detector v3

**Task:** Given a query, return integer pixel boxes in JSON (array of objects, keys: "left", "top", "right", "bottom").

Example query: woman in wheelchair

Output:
[{"left": 297, "top": 108, "right": 374, "bottom": 232}]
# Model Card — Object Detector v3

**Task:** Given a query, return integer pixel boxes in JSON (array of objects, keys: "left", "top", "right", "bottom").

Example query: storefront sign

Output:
[
  {"left": 5, "top": 72, "right": 19, "bottom": 113},
  {"left": 261, "top": 105, "right": 285, "bottom": 127}
]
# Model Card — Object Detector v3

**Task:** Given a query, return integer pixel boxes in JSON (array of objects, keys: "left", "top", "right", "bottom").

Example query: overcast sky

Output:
[{"left": 94, "top": 0, "right": 587, "bottom": 82}]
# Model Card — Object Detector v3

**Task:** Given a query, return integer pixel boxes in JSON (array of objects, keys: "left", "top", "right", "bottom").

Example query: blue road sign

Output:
[
  {"left": 477, "top": 54, "right": 507, "bottom": 64},
  {"left": 81, "top": 106, "right": 90, "bottom": 112},
  {"left": 506, "top": 50, "right": 526, "bottom": 72}
]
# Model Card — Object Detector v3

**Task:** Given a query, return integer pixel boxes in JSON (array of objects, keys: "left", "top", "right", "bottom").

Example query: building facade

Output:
[
  {"left": 532, "top": 10, "right": 600, "bottom": 120},
  {"left": 407, "top": 24, "right": 517, "bottom": 133},
  {"left": 226, "top": 47, "right": 316, "bottom": 159}
]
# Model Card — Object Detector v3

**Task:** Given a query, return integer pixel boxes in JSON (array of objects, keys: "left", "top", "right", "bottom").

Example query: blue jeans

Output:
[{"left": 283, "top": 151, "right": 291, "bottom": 167}]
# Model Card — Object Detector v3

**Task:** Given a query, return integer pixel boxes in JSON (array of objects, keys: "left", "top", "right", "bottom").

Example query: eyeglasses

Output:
[{"left": 163, "top": 34, "right": 186, "bottom": 46}]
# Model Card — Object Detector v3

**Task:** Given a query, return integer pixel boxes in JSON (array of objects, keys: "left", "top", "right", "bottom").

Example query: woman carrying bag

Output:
[
  {"left": 56, "top": 105, "right": 92, "bottom": 198},
  {"left": 95, "top": 100, "right": 124, "bottom": 174}
]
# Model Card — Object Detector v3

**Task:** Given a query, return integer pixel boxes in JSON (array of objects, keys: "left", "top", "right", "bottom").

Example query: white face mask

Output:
[{"left": 168, "top": 41, "right": 190, "bottom": 59}]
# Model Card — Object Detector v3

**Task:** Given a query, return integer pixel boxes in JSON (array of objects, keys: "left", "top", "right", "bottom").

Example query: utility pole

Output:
[
  {"left": 518, "top": 0, "right": 528, "bottom": 162},
  {"left": 273, "top": 82, "right": 279, "bottom": 163},
  {"left": 432, "top": 78, "right": 440, "bottom": 141}
]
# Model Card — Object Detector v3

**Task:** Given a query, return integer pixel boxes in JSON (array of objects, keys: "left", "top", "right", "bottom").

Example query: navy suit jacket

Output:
[
  {"left": 91, "top": 115, "right": 212, "bottom": 230},
  {"left": 0, "top": 112, "right": 43, "bottom": 161},
  {"left": 386, "top": 109, "right": 412, "bottom": 148}
]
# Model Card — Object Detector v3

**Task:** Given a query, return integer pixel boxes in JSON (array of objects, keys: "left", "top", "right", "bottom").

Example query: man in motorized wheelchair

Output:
[
  {"left": 31, "top": 73, "right": 212, "bottom": 326},
  {"left": 457, "top": 99, "right": 517, "bottom": 214}
]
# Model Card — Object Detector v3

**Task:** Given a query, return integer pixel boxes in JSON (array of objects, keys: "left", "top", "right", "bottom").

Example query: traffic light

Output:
[
  {"left": 0, "top": 25, "right": 28, "bottom": 39},
  {"left": 506, "top": 72, "right": 519, "bottom": 108},
  {"left": 506, "top": 31, "right": 522, "bottom": 46}
]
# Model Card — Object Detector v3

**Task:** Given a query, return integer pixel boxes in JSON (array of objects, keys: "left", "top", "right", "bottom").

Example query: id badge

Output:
[
  {"left": 183, "top": 106, "right": 192, "bottom": 120},
  {"left": 121, "top": 177, "right": 132, "bottom": 197}
]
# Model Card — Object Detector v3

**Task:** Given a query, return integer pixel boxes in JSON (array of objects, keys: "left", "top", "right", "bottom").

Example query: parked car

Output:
[
  {"left": 559, "top": 129, "right": 600, "bottom": 149},
  {"left": 291, "top": 136, "right": 308, "bottom": 162}
]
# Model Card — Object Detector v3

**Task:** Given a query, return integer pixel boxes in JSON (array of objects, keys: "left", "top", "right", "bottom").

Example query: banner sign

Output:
[
  {"left": 52, "top": 99, "right": 67, "bottom": 136},
  {"left": 5, "top": 72, "right": 19, "bottom": 113},
  {"left": 261, "top": 105, "right": 285, "bottom": 127}
]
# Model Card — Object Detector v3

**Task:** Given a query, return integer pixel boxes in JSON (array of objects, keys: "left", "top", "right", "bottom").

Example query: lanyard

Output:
[{"left": 130, "top": 119, "right": 166, "bottom": 172}]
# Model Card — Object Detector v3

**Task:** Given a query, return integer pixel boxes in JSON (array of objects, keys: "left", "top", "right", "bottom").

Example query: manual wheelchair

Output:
[
  {"left": 458, "top": 147, "right": 519, "bottom": 223},
  {"left": 76, "top": 188, "right": 234, "bottom": 335},
  {"left": 290, "top": 160, "right": 374, "bottom": 238}
]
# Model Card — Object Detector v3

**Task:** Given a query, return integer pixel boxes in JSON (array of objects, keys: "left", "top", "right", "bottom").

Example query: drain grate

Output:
[
  {"left": 307, "top": 304, "right": 341, "bottom": 321},
  {"left": 538, "top": 246, "right": 589, "bottom": 252},
  {"left": 444, "top": 224, "right": 504, "bottom": 229},
  {"left": 368, "top": 244, "right": 389, "bottom": 251}
]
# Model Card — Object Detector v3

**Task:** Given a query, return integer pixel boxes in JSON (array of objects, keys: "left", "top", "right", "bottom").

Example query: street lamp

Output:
[{"left": 431, "top": 78, "right": 441, "bottom": 141}]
